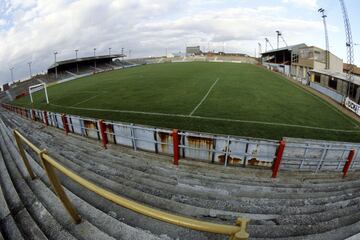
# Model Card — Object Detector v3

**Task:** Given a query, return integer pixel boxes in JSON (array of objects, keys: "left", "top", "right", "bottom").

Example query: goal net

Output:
[{"left": 29, "top": 83, "right": 49, "bottom": 104}]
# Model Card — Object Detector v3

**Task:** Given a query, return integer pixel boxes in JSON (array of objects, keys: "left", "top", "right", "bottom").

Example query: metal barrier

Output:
[
  {"left": 3, "top": 103, "right": 360, "bottom": 178},
  {"left": 13, "top": 129, "right": 249, "bottom": 240}
]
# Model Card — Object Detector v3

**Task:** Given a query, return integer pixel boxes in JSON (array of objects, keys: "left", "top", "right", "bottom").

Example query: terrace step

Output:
[
  {"left": 2, "top": 110, "right": 360, "bottom": 239},
  {"left": 0, "top": 119, "right": 169, "bottom": 240}
]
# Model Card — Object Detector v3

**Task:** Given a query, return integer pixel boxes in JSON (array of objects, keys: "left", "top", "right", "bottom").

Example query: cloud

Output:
[
  {"left": 282, "top": 0, "right": 318, "bottom": 9},
  {"left": 0, "top": 0, "right": 329, "bottom": 85}
]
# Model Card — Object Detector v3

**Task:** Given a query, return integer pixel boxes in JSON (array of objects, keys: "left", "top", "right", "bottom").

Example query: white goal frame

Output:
[{"left": 29, "top": 83, "right": 49, "bottom": 104}]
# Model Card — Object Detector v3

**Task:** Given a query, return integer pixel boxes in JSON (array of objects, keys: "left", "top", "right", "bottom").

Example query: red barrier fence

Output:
[{"left": 343, "top": 149, "right": 355, "bottom": 178}]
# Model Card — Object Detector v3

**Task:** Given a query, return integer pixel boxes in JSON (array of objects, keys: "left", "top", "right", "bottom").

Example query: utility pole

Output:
[
  {"left": 10, "top": 67, "right": 14, "bottom": 83},
  {"left": 28, "top": 62, "right": 32, "bottom": 78},
  {"left": 318, "top": 8, "right": 330, "bottom": 69},
  {"left": 75, "top": 49, "right": 79, "bottom": 73},
  {"left": 54, "top": 51, "right": 58, "bottom": 79}
]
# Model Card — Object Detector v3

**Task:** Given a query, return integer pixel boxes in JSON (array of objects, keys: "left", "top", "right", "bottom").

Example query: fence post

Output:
[
  {"left": 272, "top": 139, "right": 286, "bottom": 178},
  {"left": 44, "top": 111, "right": 49, "bottom": 126},
  {"left": 98, "top": 120, "right": 108, "bottom": 149},
  {"left": 343, "top": 149, "right": 355, "bottom": 178},
  {"left": 31, "top": 110, "right": 36, "bottom": 121},
  {"left": 13, "top": 130, "right": 36, "bottom": 180},
  {"left": 61, "top": 114, "right": 69, "bottom": 135},
  {"left": 39, "top": 151, "right": 81, "bottom": 224},
  {"left": 172, "top": 129, "right": 180, "bottom": 165}
]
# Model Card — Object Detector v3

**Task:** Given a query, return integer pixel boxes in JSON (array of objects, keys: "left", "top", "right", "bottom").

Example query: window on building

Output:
[
  {"left": 314, "top": 73, "right": 321, "bottom": 83},
  {"left": 292, "top": 54, "right": 299, "bottom": 63},
  {"left": 349, "top": 83, "right": 358, "bottom": 101},
  {"left": 328, "top": 77, "right": 337, "bottom": 90}
]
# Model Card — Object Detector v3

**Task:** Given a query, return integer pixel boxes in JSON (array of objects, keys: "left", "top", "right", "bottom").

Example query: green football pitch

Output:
[{"left": 13, "top": 62, "right": 360, "bottom": 142}]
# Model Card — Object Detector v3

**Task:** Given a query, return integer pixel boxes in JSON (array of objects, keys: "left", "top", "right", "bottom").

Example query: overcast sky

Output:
[{"left": 0, "top": 0, "right": 359, "bottom": 85}]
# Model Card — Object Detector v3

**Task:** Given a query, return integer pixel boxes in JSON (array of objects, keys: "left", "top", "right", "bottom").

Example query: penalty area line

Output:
[
  {"left": 189, "top": 77, "right": 219, "bottom": 116},
  {"left": 48, "top": 103, "right": 360, "bottom": 133}
]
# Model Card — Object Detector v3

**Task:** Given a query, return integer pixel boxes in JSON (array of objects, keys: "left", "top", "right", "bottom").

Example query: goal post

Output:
[{"left": 29, "top": 83, "right": 49, "bottom": 104}]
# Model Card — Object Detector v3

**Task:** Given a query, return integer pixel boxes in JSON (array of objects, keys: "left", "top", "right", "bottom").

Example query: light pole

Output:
[
  {"left": 28, "top": 62, "right": 32, "bottom": 78},
  {"left": 109, "top": 47, "right": 112, "bottom": 56},
  {"left": 10, "top": 67, "right": 14, "bottom": 83},
  {"left": 75, "top": 49, "right": 79, "bottom": 73},
  {"left": 121, "top": 48, "right": 124, "bottom": 61},
  {"left": 54, "top": 51, "right": 58, "bottom": 79},
  {"left": 93, "top": 48, "right": 97, "bottom": 71},
  {"left": 129, "top": 49, "right": 131, "bottom": 59}
]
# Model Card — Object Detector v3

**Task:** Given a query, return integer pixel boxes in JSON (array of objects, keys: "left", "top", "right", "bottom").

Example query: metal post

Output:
[
  {"left": 230, "top": 218, "right": 249, "bottom": 240},
  {"left": 343, "top": 149, "right": 355, "bottom": 178},
  {"left": 224, "top": 136, "right": 230, "bottom": 167},
  {"left": 13, "top": 130, "right": 36, "bottom": 179},
  {"left": 44, "top": 111, "right": 49, "bottom": 126},
  {"left": 315, "top": 144, "right": 329, "bottom": 173},
  {"left": 61, "top": 114, "right": 69, "bottom": 135},
  {"left": 272, "top": 139, "right": 286, "bottom": 178},
  {"left": 39, "top": 151, "right": 81, "bottom": 224},
  {"left": 98, "top": 120, "right": 108, "bottom": 149},
  {"left": 130, "top": 124, "right": 137, "bottom": 151},
  {"left": 172, "top": 129, "right": 180, "bottom": 165}
]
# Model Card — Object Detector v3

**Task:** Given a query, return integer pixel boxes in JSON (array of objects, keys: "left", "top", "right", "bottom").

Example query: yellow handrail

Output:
[{"left": 13, "top": 129, "right": 249, "bottom": 240}]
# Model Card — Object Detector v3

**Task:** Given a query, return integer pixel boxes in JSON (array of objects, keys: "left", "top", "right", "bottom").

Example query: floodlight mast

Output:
[
  {"left": 9, "top": 67, "right": 14, "bottom": 83},
  {"left": 28, "top": 62, "right": 32, "bottom": 78},
  {"left": 93, "top": 48, "right": 97, "bottom": 71},
  {"left": 318, "top": 8, "right": 330, "bottom": 69},
  {"left": 339, "top": 0, "right": 355, "bottom": 99},
  {"left": 54, "top": 51, "right": 58, "bottom": 79},
  {"left": 265, "top": 38, "right": 274, "bottom": 52},
  {"left": 276, "top": 31, "right": 288, "bottom": 49},
  {"left": 75, "top": 49, "right": 79, "bottom": 73}
]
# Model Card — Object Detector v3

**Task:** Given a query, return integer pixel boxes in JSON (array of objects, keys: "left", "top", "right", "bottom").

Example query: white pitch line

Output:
[
  {"left": 48, "top": 103, "right": 360, "bottom": 133},
  {"left": 71, "top": 95, "right": 99, "bottom": 107},
  {"left": 189, "top": 77, "right": 219, "bottom": 116}
]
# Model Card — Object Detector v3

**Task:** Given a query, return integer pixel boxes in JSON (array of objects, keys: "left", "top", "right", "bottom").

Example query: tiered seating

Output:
[{"left": 1, "top": 109, "right": 360, "bottom": 239}]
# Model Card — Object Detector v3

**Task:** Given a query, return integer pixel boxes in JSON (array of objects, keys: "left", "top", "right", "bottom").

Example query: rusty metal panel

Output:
[
  {"left": 245, "top": 140, "right": 277, "bottom": 167},
  {"left": 183, "top": 132, "right": 214, "bottom": 161},
  {"left": 214, "top": 137, "right": 248, "bottom": 166},
  {"left": 155, "top": 129, "right": 173, "bottom": 155},
  {"left": 133, "top": 126, "right": 156, "bottom": 152},
  {"left": 113, "top": 124, "right": 133, "bottom": 147},
  {"left": 82, "top": 119, "right": 99, "bottom": 139},
  {"left": 104, "top": 123, "right": 115, "bottom": 144}
]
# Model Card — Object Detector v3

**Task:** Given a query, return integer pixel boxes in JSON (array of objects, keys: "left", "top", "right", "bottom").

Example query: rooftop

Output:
[
  {"left": 262, "top": 43, "right": 307, "bottom": 54},
  {"left": 48, "top": 54, "right": 125, "bottom": 70}
]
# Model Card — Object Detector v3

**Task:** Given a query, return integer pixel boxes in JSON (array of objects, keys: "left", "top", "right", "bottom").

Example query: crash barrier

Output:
[
  {"left": 13, "top": 129, "right": 249, "bottom": 240},
  {"left": 2, "top": 103, "right": 359, "bottom": 178}
]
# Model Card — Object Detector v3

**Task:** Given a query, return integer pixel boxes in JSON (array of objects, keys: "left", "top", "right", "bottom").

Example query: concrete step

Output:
[
  {"left": 3, "top": 110, "right": 360, "bottom": 239},
  {"left": 0, "top": 141, "right": 45, "bottom": 240},
  {"left": 0, "top": 120, "right": 166, "bottom": 240}
]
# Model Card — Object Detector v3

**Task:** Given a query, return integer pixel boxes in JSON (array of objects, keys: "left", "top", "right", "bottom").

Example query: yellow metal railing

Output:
[{"left": 13, "top": 129, "right": 249, "bottom": 240}]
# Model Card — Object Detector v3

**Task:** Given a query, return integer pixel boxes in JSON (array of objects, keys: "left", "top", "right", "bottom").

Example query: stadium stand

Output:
[{"left": 1, "top": 108, "right": 360, "bottom": 239}]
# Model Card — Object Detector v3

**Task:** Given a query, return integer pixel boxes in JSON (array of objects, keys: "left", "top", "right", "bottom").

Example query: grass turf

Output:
[{"left": 12, "top": 62, "right": 360, "bottom": 142}]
